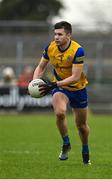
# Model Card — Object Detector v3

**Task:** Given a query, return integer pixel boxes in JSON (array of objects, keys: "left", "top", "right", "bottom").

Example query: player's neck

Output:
[{"left": 58, "top": 39, "right": 71, "bottom": 52}]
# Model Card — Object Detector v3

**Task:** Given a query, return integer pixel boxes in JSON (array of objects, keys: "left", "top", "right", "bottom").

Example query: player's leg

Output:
[
  {"left": 52, "top": 92, "right": 71, "bottom": 160},
  {"left": 52, "top": 92, "right": 68, "bottom": 137},
  {"left": 72, "top": 107, "right": 91, "bottom": 164}
]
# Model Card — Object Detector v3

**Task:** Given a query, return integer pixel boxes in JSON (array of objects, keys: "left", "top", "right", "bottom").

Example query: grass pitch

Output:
[{"left": 0, "top": 112, "right": 112, "bottom": 179}]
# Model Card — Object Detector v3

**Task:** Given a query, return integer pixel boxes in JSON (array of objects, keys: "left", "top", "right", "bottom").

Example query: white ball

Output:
[{"left": 28, "top": 78, "right": 45, "bottom": 98}]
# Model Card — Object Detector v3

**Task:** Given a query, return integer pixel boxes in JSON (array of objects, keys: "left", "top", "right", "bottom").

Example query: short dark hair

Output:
[{"left": 54, "top": 21, "right": 72, "bottom": 34}]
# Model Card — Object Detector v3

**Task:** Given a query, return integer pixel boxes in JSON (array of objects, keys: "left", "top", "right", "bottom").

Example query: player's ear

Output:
[{"left": 67, "top": 33, "right": 71, "bottom": 39}]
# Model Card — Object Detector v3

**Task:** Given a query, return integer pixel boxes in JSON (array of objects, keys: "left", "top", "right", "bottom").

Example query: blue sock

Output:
[
  {"left": 82, "top": 144, "right": 89, "bottom": 154},
  {"left": 63, "top": 135, "right": 70, "bottom": 145}
]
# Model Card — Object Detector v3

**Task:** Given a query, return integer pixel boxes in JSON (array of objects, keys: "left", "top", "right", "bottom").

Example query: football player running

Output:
[{"left": 33, "top": 21, "right": 91, "bottom": 165}]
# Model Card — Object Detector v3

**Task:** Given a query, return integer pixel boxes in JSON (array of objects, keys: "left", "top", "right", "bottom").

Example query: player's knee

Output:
[
  {"left": 77, "top": 124, "right": 87, "bottom": 134},
  {"left": 55, "top": 110, "right": 66, "bottom": 121}
]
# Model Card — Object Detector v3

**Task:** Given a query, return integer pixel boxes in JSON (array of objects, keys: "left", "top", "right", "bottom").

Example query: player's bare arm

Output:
[
  {"left": 57, "top": 65, "right": 83, "bottom": 87},
  {"left": 33, "top": 57, "right": 48, "bottom": 79}
]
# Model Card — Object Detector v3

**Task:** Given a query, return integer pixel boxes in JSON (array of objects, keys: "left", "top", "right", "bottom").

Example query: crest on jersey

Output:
[{"left": 67, "top": 56, "right": 72, "bottom": 61}]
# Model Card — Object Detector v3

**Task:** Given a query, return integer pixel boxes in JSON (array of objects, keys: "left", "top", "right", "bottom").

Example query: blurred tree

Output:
[{"left": 0, "top": 0, "right": 63, "bottom": 21}]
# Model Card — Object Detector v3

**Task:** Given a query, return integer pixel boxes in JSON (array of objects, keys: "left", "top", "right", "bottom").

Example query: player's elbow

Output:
[{"left": 72, "top": 75, "right": 80, "bottom": 83}]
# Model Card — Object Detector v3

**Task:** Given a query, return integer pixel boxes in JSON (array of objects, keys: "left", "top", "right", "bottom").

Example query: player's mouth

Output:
[{"left": 55, "top": 40, "right": 61, "bottom": 45}]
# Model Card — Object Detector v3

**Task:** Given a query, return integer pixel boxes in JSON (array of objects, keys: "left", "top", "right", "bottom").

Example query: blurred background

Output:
[{"left": 0, "top": 0, "right": 112, "bottom": 113}]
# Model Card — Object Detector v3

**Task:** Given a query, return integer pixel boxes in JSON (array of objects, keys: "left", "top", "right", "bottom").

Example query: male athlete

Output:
[{"left": 33, "top": 21, "right": 91, "bottom": 165}]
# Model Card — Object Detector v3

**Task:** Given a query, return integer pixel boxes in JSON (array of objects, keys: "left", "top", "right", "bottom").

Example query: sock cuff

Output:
[
  {"left": 82, "top": 144, "right": 89, "bottom": 153},
  {"left": 63, "top": 135, "right": 70, "bottom": 145}
]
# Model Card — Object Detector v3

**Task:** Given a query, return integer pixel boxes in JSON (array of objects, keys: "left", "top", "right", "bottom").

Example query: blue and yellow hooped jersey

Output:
[{"left": 43, "top": 40, "right": 88, "bottom": 91}]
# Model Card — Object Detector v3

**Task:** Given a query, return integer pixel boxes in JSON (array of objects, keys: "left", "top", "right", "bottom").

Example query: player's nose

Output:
[{"left": 55, "top": 34, "right": 59, "bottom": 40}]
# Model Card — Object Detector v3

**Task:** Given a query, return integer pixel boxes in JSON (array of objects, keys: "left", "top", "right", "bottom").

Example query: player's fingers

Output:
[
  {"left": 38, "top": 84, "right": 46, "bottom": 87},
  {"left": 40, "top": 91, "right": 48, "bottom": 96},
  {"left": 38, "top": 87, "right": 46, "bottom": 92},
  {"left": 38, "top": 87, "right": 47, "bottom": 95}
]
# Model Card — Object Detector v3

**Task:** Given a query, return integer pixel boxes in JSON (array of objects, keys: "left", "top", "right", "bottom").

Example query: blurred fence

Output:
[
  {"left": 0, "top": 21, "right": 112, "bottom": 113},
  {"left": 0, "top": 86, "right": 52, "bottom": 112}
]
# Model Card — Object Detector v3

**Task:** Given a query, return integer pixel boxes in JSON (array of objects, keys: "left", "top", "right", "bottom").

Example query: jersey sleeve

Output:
[
  {"left": 42, "top": 45, "right": 49, "bottom": 60},
  {"left": 72, "top": 47, "right": 85, "bottom": 65}
]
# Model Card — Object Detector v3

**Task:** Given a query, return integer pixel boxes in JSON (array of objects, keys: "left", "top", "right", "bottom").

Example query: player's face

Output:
[{"left": 54, "top": 28, "right": 71, "bottom": 47}]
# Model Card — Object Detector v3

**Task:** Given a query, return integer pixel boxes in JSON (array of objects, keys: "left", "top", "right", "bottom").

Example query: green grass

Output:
[{"left": 0, "top": 113, "right": 112, "bottom": 178}]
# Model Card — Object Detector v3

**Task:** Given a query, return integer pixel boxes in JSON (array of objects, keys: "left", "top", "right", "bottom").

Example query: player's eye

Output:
[
  {"left": 58, "top": 33, "right": 62, "bottom": 36},
  {"left": 55, "top": 33, "right": 62, "bottom": 36}
]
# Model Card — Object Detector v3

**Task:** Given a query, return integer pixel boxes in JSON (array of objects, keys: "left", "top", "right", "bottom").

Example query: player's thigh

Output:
[
  {"left": 52, "top": 92, "right": 69, "bottom": 114},
  {"left": 73, "top": 107, "right": 88, "bottom": 127}
]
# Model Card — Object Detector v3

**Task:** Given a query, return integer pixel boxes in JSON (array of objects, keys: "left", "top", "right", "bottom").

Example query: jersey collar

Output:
[{"left": 58, "top": 40, "right": 71, "bottom": 52}]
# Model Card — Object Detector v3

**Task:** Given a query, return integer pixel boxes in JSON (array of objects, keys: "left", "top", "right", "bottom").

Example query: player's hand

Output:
[{"left": 38, "top": 80, "right": 57, "bottom": 96}]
